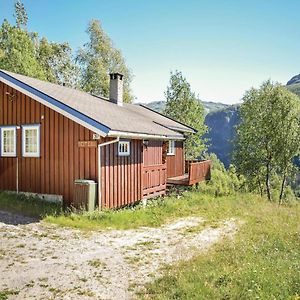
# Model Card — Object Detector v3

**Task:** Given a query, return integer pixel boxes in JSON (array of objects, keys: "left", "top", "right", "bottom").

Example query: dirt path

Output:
[{"left": 0, "top": 211, "right": 238, "bottom": 299}]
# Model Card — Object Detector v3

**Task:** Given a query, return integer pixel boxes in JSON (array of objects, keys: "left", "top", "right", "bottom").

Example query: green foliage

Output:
[
  {"left": 0, "top": 2, "right": 78, "bottom": 88},
  {"left": 164, "top": 70, "right": 208, "bottom": 159},
  {"left": 141, "top": 195, "right": 300, "bottom": 300},
  {"left": 14, "top": 0, "right": 27, "bottom": 29},
  {"left": 0, "top": 19, "right": 46, "bottom": 79},
  {"left": 37, "top": 37, "right": 79, "bottom": 87},
  {"left": 1, "top": 4, "right": 133, "bottom": 99},
  {"left": 76, "top": 20, "right": 133, "bottom": 103},
  {"left": 234, "top": 80, "right": 300, "bottom": 202},
  {"left": 198, "top": 153, "right": 244, "bottom": 196}
]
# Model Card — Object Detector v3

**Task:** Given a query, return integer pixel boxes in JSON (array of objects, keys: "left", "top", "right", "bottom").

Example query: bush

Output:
[{"left": 198, "top": 153, "right": 244, "bottom": 197}]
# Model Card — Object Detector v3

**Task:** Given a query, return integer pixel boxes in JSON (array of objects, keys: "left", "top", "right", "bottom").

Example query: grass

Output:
[
  {"left": 0, "top": 190, "right": 299, "bottom": 298},
  {"left": 0, "top": 289, "right": 19, "bottom": 300},
  {"left": 88, "top": 259, "right": 106, "bottom": 268},
  {"left": 45, "top": 192, "right": 250, "bottom": 230},
  {"left": 139, "top": 195, "right": 300, "bottom": 300},
  {"left": 0, "top": 192, "right": 61, "bottom": 218}
]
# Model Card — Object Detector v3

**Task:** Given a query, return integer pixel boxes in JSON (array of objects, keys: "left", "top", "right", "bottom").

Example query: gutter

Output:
[
  {"left": 97, "top": 137, "right": 120, "bottom": 209},
  {"left": 107, "top": 130, "right": 185, "bottom": 141}
]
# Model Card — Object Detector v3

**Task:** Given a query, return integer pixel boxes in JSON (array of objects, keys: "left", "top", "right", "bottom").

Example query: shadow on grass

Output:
[
  {"left": 0, "top": 210, "right": 39, "bottom": 225},
  {"left": 0, "top": 191, "right": 62, "bottom": 225}
]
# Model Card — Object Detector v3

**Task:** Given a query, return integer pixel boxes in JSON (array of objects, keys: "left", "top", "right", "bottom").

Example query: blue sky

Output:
[{"left": 1, "top": 0, "right": 300, "bottom": 104}]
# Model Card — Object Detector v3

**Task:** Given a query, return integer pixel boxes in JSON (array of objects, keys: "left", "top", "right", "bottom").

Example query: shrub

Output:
[{"left": 198, "top": 153, "right": 244, "bottom": 196}]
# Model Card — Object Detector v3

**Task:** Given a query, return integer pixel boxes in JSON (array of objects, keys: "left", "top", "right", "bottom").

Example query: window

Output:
[
  {"left": 1, "top": 127, "right": 16, "bottom": 157},
  {"left": 167, "top": 140, "right": 175, "bottom": 155},
  {"left": 22, "top": 125, "right": 40, "bottom": 157},
  {"left": 118, "top": 141, "right": 130, "bottom": 156}
]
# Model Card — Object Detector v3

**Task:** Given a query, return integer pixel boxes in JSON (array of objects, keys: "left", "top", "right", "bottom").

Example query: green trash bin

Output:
[{"left": 74, "top": 180, "right": 97, "bottom": 211}]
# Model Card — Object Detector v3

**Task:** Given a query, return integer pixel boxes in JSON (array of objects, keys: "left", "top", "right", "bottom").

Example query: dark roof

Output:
[{"left": 0, "top": 70, "right": 194, "bottom": 139}]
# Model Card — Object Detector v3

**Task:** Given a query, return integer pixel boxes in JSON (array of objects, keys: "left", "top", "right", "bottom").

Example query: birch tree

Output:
[
  {"left": 164, "top": 70, "right": 208, "bottom": 159},
  {"left": 234, "top": 80, "right": 300, "bottom": 202}
]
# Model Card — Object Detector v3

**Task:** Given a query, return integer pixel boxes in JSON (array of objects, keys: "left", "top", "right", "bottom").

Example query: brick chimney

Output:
[{"left": 109, "top": 73, "right": 123, "bottom": 106}]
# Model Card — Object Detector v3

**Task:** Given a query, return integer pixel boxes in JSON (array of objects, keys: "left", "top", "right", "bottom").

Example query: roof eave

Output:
[
  {"left": 107, "top": 130, "right": 185, "bottom": 141},
  {"left": 0, "top": 70, "right": 110, "bottom": 137},
  {"left": 139, "top": 104, "right": 197, "bottom": 133}
]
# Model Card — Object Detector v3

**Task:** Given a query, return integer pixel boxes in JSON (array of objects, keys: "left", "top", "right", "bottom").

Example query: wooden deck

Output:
[
  {"left": 167, "top": 174, "right": 190, "bottom": 185},
  {"left": 167, "top": 160, "right": 211, "bottom": 186}
]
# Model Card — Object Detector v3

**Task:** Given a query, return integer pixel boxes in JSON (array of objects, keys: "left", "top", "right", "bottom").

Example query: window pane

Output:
[
  {"left": 25, "top": 129, "right": 37, "bottom": 153},
  {"left": 168, "top": 141, "right": 175, "bottom": 155},
  {"left": 23, "top": 127, "right": 39, "bottom": 156},
  {"left": 118, "top": 141, "right": 130, "bottom": 156},
  {"left": 2, "top": 129, "right": 15, "bottom": 155}
]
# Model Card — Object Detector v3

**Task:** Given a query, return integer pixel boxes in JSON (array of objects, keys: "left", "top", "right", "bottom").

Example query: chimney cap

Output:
[{"left": 109, "top": 73, "right": 124, "bottom": 80}]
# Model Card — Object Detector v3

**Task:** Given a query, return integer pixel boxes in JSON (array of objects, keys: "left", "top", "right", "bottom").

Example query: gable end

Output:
[{"left": 0, "top": 71, "right": 110, "bottom": 137}]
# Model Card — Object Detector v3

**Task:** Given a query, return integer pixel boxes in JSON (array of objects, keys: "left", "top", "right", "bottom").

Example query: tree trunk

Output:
[
  {"left": 265, "top": 161, "right": 271, "bottom": 201},
  {"left": 258, "top": 179, "right": 263, "bottom": 197},
  {"left": 279, "top": 173, "right": 286, "bottom": 205}
]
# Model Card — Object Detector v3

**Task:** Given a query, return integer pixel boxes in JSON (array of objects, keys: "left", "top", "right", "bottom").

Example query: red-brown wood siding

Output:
[
  {"left": 0, "top": 82, "right": 98, "bottom": 205},
  {"left": 100, "top": 140, "right": 142, "bottom": 208},
  {"left": 0, "top": 82, "right": 186, "bottom": 209},
  {"left": 166, "top": 141, "right": 185, "bottom": 178},
  {"left": 143, "top": 140, "right": 163, "bottom": 166},
  {"left": 142, "top": 140, "right": 166, "bottom": 199}
]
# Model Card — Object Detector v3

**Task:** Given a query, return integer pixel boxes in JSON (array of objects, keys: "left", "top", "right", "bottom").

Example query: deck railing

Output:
[
  {"left": 142, "top": 164, "right": 167, "bottom": 199},
  {"left": 185, "top": 160, "right": 211, "bottom": 185}
]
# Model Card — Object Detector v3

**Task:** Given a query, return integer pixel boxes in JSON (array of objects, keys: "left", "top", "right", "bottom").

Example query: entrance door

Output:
[{"left": 142, "top": 140, "right": 167, "bottom": 199}]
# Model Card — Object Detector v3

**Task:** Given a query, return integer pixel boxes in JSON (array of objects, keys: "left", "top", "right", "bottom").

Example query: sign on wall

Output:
[{"left": 78, "top": 141, "right": 97, "bottom": 148}]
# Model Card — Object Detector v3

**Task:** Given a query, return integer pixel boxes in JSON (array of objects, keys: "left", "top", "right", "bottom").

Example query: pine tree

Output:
[{"left": 14, "top": 0, "right": 28, "bottom": 28}]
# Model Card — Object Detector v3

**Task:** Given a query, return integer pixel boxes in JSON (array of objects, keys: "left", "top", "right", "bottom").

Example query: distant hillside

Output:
[
  {"left": 141, "top": 74, "right": 300, "bottom": 168},
  {"left": 287, "top": 74, "right": 300, "bottom": 86},
  {"left": 142, "top": 99, "right": 237, "bottom": 167},
  {"left": 205, "top": 106, "right": 240, "bottom": 168},
  {"left": 141, "top": 100, "right": 228, "bottom": 114},
  {"left": 286, "top": 83, "right": 300, "bottom": 97},
  {"left": 286, "top": 74, "right": 300, "bottom": 97}
]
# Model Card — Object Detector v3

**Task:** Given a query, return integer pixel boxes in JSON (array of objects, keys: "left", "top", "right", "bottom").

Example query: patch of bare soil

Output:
[{"left": 0, "top": 211, "right": 238, "bottom": 299}]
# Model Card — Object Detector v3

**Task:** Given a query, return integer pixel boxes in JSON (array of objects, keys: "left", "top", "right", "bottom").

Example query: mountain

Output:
[
  {"left": 142, "top": 75, "right": 300, "bottom": 168},
  {"left": 287, "top": 74, "right": 300, "bottom": 86},
  {"left": 286, "top": 76, "right": 300, "bottom": 98},
  {"left": 141, "top": 100, "right": 229, "bottom": 114},
  {"left": 142, "top": 99, "right": 237, "bottom": 167},
  {"left": 286, "top": 83, "right": 300, "bottom": 97},
  {"left": 204, "top": 105, "right": 239, "bottom": 167}
]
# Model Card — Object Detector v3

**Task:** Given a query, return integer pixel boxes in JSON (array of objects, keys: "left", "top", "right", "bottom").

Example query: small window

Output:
[
  {"left": 167, "top": 140, "right": 175, "bottom": 155},
  {"left": 1, "top": 127, "right": 17, "bottom": 157},
  {"left": 118, "top": 141, "right": 130, "bottom": 156},
  {"left": 22, "top": 125, "right": 40, "bottom": 157}
]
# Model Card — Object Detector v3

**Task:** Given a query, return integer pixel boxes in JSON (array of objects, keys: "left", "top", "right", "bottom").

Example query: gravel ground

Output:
[{"left": 0, "top": 211, "right": 238, "bottom": 300}]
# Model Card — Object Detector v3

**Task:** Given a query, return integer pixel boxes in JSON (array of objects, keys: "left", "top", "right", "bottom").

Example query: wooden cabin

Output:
[{"left": 0, "top": 70, "right": 211, "bottom": 209}]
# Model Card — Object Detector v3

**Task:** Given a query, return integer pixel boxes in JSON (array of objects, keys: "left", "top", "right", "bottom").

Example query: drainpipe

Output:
[
  {"left": 97, "top": 137, "right": 120, "bottom": 209},
  {"left": 16, "top": 126, "right": 21, "bottom": 194},
  {"left": 16, "top": 157, "right": 18, "bottom": 193}
]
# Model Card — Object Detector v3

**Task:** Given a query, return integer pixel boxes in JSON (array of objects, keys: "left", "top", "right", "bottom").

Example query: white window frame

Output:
[
  {"left": 22, "top": 124, "right": 41, "bottom": 158},
  {"left": 0, "top": 126, "right": 17, "bottom": 157},
  {"left": 118, "top": 141, "right": 130, "bottom": 156},
  {"left": 167, "top": 140, "right": 175, "bottom": 156}
]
